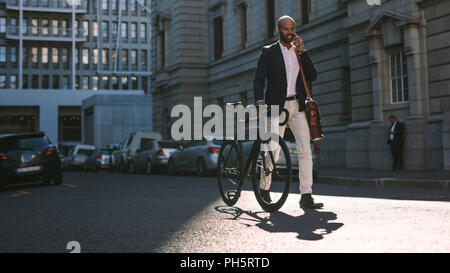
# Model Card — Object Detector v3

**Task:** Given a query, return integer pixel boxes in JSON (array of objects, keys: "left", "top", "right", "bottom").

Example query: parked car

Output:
[
  {"left": 129, "top": 140, "right": 180, "bottom": 174},
  {"left": 69, "top": 144, "right": 96, "bottom": 171},
  {"left": 111, "top": 131, "right": 162, "bottom": 173},
  {"left": 84, "top": 147, "right": 112, "bottom": 172},
  {"left": 0, "top": 132, "right": 63, "bottom": 186},
  {"left": 167, "top": 138, "right": 223, "bottom": 176}
]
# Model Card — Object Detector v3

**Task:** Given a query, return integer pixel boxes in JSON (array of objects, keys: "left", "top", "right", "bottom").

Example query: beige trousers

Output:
[{"left": 260, "top": 99, "right": 313, "bottom": 194}]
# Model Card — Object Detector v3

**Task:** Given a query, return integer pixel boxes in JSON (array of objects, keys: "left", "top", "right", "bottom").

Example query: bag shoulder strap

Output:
[{"left": 294, "top": 47, "right": 312, "bottom": 101}]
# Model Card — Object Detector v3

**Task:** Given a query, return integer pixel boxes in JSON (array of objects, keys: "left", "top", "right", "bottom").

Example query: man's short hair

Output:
[{"left": 277, "top": 15, "right": 295, "bottom": 28}]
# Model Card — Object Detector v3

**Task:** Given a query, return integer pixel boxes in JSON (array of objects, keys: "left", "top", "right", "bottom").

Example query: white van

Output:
[{"left": 114, "top": 131, "right": 162, "bottom": 173}]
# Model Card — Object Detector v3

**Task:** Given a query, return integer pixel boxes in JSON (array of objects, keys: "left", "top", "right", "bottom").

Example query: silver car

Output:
[
  {"left": 129, "top": 140, "right": 180, "bottom": 174},
  {"left": 84, "top": 148, "right": 112, "bottom": 172},
  {"left": 167, "top": 139, "right": 223, "bottom": 176}
]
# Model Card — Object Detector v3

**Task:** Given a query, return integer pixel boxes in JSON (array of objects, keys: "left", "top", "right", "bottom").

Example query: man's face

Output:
[
  {"left": 277, "top": 19, "right": 295, "bottom": 44},
  {"left": 389, "top": 117, "right": 396, "bottom": 124}
]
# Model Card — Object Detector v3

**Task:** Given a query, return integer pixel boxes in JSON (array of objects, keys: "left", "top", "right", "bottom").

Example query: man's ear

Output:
[{"left": 276, "top": 27, "right": 279, "bottom": 34}]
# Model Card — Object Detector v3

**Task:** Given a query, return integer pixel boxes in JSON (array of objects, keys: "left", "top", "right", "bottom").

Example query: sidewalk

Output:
[{"left": 317, "top": 167, "right": 450, "bottom": 189}]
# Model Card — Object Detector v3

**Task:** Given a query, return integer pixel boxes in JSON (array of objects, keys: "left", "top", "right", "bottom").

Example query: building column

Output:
[
  {"left": 403, "top": 23, "right": 426, "bottom": 170},
  {"left": 367, "top": 29, "right": 389, "bottom": 169}
]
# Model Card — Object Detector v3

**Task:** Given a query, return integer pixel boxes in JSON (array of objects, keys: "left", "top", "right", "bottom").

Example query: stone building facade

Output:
[{"left": 150, "top": 0, "right": 450, "bottom": 170}]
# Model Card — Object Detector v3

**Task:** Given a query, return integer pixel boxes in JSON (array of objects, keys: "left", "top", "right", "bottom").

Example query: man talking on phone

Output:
[{"left": 253, "top": 15, "right": 323, "bottom": 209}]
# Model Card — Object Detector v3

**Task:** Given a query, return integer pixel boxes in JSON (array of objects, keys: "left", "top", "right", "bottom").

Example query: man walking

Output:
[
  {"left": 387, "top": 115, "right": 405, "bottom": 171},
  {"left": 253, "top": 15, "right": 323, "bottom": 209}
]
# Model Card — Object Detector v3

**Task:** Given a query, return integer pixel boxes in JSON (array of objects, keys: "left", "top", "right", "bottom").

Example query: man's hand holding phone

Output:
[{"left": 293, "top": 33, "right": 305, "bottom": 53}]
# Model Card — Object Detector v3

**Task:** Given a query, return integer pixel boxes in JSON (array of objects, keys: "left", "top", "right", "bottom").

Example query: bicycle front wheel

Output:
[
  {"left": 217, "top": 140, "right": 243, "bottom": 206},
  {"left": 251, "top": 134, "right": 292, "bottom": 212}
]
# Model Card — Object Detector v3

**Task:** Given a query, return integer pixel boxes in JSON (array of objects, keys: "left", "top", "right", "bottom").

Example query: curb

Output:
[{"left": 317, "top": 176, "right": 450, "bottom": 190}]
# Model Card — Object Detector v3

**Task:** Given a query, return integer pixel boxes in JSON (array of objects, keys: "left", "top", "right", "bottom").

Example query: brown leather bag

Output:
[{"left": 294, "top": 47, "right": 324, "bottom": 141}]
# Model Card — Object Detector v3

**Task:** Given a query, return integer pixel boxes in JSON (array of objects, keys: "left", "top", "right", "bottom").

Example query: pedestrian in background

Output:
[{"left": 387, "top": 115, "right": 404, "bottom": 171}]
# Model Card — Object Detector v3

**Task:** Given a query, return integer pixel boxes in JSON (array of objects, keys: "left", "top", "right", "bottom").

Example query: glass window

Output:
[
  {"left": 112, "top": 22, "right": 118, "bottom": 38},
  {"left": 93, "top": 76, "right": 98, "bottom": 90},
  {"left": 62, "top": 76, "right": 69, "bottom": 89},
  {"left": 42, "top": 19, "right": 49, "bottom": 36},
  {"left": 102, "top": 48, "right": 109, "bottom": 66},
  {"left": 83, "top": 20, "right": 89, "bottom": 37},
  {"left": 82, "top": 48, "right": 89, "bottom": 65},
  {"left": 11, "top": 47, "right": 17, "bottom": 64},
  {"left": 0, "top": 17, "right": 6, "bottom": 33},
  {"left": 53, "top": 75, "right": 59, "bottom": 89},
  {"left": 132, "top": 76, "right": 138, "bottom": 90},
  {"left": 131, "top": 22, "right": 137, "bottom": 40},
  {"left": 62, "top": 48, "right": 69, "bottom": 66},
  {"left": 22, "top": 18, "right": 28, "bottom": 35},
  {"left": 52, "top": 48, "right": 59, "bottom": 65},
  {"left": 93, "top": 48, "right": 98, "bottom": 65},
  {"left": 32, "top": 75, "right": 38, "bottom": 88},
  {"left": 121, "top": 0, "right": 127, "bottom": 12},
  {"left": 31, "top": 47, "right": 38, "bottom": 64},
  {"left": 102, "top": 21, "right": 108, "bottom": 39},
  {"left": 141, "top": 50, "right": 147, "bottom": 70},
  {"left": 140, "top": 23, "right": 146, "bottom": 40},
  {"left": 131, "top": 50, "right": 137, "bottom": 69},
  {"left": 102, "top": 76, "right": 109, "bottom": 89},
  {"left": 42, "top": 47, "right": 48, "bottom": 64},
  {"left": 10, "top": 75, "right": 17, "bottom": 89},
  {"left": 82, "top": 76, "right": 89, "bottom": 90},
  {"left": 42, "top": 75, "right": 49, "bottom": 89},
  {"left": 121, "top": 76, "right": 128, "bottom": 90},
  {"left": 10, "top": 18, "right": 18, "bottom": 35},
  {"left": 390, "top": 51, "right": 409, "bottom": 103},
  {"left": 31, "top": 19, "right": 38, "bottom": 35},
  {"left": 112, "top": 76, "right": 119, "bottom": 89},
  {"left": 93, "top": 21, "right": 98, "bottom": 37},
  {"left": 0, "top": 75, "right": 6, "bottom": 88},
  {"left": 121, "top": 49, "right": 128, "bottom": 69},
  {"left": 0, "top": 46, "right": 6, "bottom": 63},
  {"left": 52, "top": 19, "right": 59, "bottom": 36},
  {"left": 58, "top": 107, "right": 82, "bottom": 142},
  {"left": 121, "top": 22, "right": 127, "bottom": 39}
]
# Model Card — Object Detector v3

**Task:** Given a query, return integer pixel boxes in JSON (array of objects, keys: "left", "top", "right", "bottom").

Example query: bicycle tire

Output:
[
  {"left": 251, "top": 134, "right": 292, "bottom": 212},
  {"left": 217, "top": 140, "right": 243, "bottom": 206}
]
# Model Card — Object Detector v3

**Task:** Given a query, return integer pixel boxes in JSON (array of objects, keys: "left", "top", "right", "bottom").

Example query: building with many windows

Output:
[
  {"left": 0, "top": 0, "right": 153, "bottom": 151},
  {"left": 150, "top": 0, "right": 450, "bottom": 170}
]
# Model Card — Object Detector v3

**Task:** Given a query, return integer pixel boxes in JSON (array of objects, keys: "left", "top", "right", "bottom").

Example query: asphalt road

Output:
[{"left": 0, "top": 171, "right": 449, "bottom": 253}]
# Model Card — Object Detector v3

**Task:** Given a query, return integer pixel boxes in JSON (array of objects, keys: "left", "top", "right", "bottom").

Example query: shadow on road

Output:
[{"left": 215, "top": 206, "right": 344, "bottom": 241}]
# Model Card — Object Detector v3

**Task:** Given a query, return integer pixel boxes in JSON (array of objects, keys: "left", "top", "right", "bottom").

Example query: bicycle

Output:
[{"left": 217, "top": 102, "right": 292, "bottom": 212}]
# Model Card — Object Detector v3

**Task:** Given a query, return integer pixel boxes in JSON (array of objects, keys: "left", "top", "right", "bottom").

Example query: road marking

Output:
[
  {"left": 63, "top": 183, "right": 77, "bottom": 188},
  {"left": 10, "top": 191, "right": 30, "bottom": 198}
]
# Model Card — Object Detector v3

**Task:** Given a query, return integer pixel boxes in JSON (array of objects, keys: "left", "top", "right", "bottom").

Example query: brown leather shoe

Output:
[{"left": 299, "top": 194, "right": 324, "bottom": 209}]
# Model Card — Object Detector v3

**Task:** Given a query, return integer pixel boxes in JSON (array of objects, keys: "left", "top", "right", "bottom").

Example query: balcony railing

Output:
[
  {"left": 6, "top": 0, "right": 88, "bottom": 13},
  {"left": 6, "top": 26, "right": 87, "bottom": 42}
]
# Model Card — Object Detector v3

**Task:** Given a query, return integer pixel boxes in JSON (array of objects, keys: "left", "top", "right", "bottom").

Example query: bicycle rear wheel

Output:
[
  {"left": 217, "top": 140, "right": 243, "bottom": 206},
  {"left": 251, "top": 134, "right": 292, "bottom": 212}
]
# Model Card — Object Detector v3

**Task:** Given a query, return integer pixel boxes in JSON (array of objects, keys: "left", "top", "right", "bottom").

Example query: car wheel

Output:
[
  {"left": 196, "top": 158, "right": 206, "bottom": 177},
  {"left": 146, "top": 160, "right": 153, "bottom": 175},
  {"left": 168, "top": 159, "right": 176, "bottom": 176}
]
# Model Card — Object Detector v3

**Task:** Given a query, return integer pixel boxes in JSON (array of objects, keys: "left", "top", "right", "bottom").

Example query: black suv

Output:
[{"left": 0, "top": 132, "right": 63, "bottom": 186}]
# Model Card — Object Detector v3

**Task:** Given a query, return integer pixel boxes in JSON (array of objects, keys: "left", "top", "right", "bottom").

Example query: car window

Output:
[
  {"left": 0, "top": 136, "right": 49, "bottom": 152},
  {"left": 126, "top": 136, "right": 134, "bottom": 146},
  {"left": 158, "top": 141, "right": 179, "bottom": 149},
  {"left": 78, "top": 149, "right": 94, "bottom": 156},
  {"left": 140, "top": 138, "right": 153, "bottom": 150}
]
